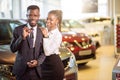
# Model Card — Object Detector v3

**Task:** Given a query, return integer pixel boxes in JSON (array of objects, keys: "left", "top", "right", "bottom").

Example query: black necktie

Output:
[{"left": 30, "top": 28, "right": 34, "bottom": 48}]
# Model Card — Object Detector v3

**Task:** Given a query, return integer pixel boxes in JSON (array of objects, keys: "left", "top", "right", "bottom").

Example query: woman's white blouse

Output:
[{"left": 43, "top": 28, "right": 62, "bottom": 56}]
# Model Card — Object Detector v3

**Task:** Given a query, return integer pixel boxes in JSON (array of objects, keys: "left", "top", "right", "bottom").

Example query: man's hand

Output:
[
  {"left": 27, "top": 60, "right": 38, "bottom": 68},
  {"left": 22, "top": 27, "right": 31, "bottom": 40}
]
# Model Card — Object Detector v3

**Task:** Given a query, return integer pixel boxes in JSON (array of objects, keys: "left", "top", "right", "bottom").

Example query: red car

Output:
[{"left": 61, "top": 31, "right": 96, "bottom": 65}]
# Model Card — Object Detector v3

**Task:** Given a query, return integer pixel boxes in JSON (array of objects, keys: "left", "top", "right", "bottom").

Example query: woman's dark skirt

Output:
[{"left": 41, "top": 54, "right": 64, "bottom": 80}]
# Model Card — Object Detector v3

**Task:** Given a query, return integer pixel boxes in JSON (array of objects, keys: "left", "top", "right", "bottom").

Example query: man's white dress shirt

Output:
[{"left": 27, "top": 23, "right": 37, "bottom": 48}]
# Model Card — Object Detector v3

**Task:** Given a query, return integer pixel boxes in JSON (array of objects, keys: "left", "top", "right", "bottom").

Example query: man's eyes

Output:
[{"left": 28, "top": 15, "right": 39, "bottom": 17}]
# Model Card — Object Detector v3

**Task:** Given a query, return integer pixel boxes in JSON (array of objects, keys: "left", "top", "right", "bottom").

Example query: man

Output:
[{"left": 10, "top": 5, "right": 45, "bottom": 80}]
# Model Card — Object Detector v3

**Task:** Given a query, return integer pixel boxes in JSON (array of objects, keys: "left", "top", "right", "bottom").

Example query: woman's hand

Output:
[{"left": 40, "top": 27, "right": 49, "bottom": 38}]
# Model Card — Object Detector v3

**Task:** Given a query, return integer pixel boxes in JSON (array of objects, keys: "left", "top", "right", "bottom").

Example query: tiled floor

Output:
[{"left": 78, "top": 45, "right": 117, "bottom": 80}]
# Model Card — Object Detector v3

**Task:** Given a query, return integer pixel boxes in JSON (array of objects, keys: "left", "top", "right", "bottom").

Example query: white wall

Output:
[
  {"left": 0, "top": 0, "right": 116, "bottom": 19},
  {"left": 0, "top": 0, "right": 12, "bottom": 19},
  {"left": 61, "top": 0, "right": 109, "bottom": 19},
  {"left": 20, "top": 0, "right": 61, "bottom": 19}
]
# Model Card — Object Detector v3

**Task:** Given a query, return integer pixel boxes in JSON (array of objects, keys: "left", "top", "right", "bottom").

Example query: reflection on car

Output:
[{"left": 0, "top": 19, "right": 78, "bottom": 80}]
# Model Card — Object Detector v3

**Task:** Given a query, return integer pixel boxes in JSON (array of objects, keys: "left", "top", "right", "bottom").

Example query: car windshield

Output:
[
  {"left": 61, "top": 20, "right": 85, "bottom": 32},
  {"left": 82, "top": 17, "right": 111, "bottom": 23},
  {"left": 9, "top": 20, "right": 24, "bottom": 31},
  {"left": 0, "top": 22, "right": 12, "bottom": 44},
  {"left": 0, "top": 20, "right": 24, "bottom": 44},
  {"left": 62, "top": 20, "right": 85, "bottom": 28},
  {"left": 37, "top": 19, "right": 46, "bottom": 27}
]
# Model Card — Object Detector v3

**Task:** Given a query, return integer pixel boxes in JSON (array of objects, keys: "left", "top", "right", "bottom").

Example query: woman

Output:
[{"left": 40, "top": 10, "right": 64, "bottom": 80}]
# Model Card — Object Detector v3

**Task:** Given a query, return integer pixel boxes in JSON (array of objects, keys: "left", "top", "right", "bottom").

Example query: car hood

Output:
[
  {"left": 0, "top": 45, "right": 15, "bottom": 64},
  {"left": 0, "top": 47, "right": 72, "bottom": 65},
  {"left": 0, "top": 51, "right": 16, "bottom": 64},
  {"left": 59, "top": 47, "right": 72, "bottom": 60},
  {"left": 0, "top": 45, "right": 11, "bottom": 51}
]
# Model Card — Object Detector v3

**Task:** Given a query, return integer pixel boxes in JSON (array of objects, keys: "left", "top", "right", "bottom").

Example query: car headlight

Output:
[
  {"left": 68, "top": 53, "right": 77, "bottom": 68},
  {"left": 63, "top": 52, "right": 77, "bottom": 70}
]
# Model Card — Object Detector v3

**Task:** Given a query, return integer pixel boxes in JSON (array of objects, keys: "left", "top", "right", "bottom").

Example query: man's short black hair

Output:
[{"left": 27, "top": 5, "right": 40, "bottom": 11}]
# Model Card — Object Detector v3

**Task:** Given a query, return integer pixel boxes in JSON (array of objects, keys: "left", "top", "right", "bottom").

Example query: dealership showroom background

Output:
[{"left": 0, "top": 0, "right": 120, "bottom": 80}]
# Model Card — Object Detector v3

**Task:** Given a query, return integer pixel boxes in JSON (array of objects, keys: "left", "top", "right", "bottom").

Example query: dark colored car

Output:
[
  {"left": 0, "top": 19, "right": 26, "bottom": 44},
  {"left": 0, "top": 19, "right": 78, "bottom": 80}
]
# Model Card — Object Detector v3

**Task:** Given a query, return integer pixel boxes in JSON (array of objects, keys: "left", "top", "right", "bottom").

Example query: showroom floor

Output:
[{"left": 78, "top": 45, "right": 117, "bottom": 80}]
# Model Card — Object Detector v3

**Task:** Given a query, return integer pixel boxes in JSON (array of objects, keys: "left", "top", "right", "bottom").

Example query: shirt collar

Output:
[
  {"left": 49, "top": 28, "right": 59, "bottom": 34},
  {"left": 27, "top": 23, "right": 37, "bottom": 30}
]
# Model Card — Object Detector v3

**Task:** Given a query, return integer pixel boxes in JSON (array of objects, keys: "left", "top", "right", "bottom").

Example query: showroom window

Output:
[{"left": 0, "top": 0, "right": 12, "bottom": 19}]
